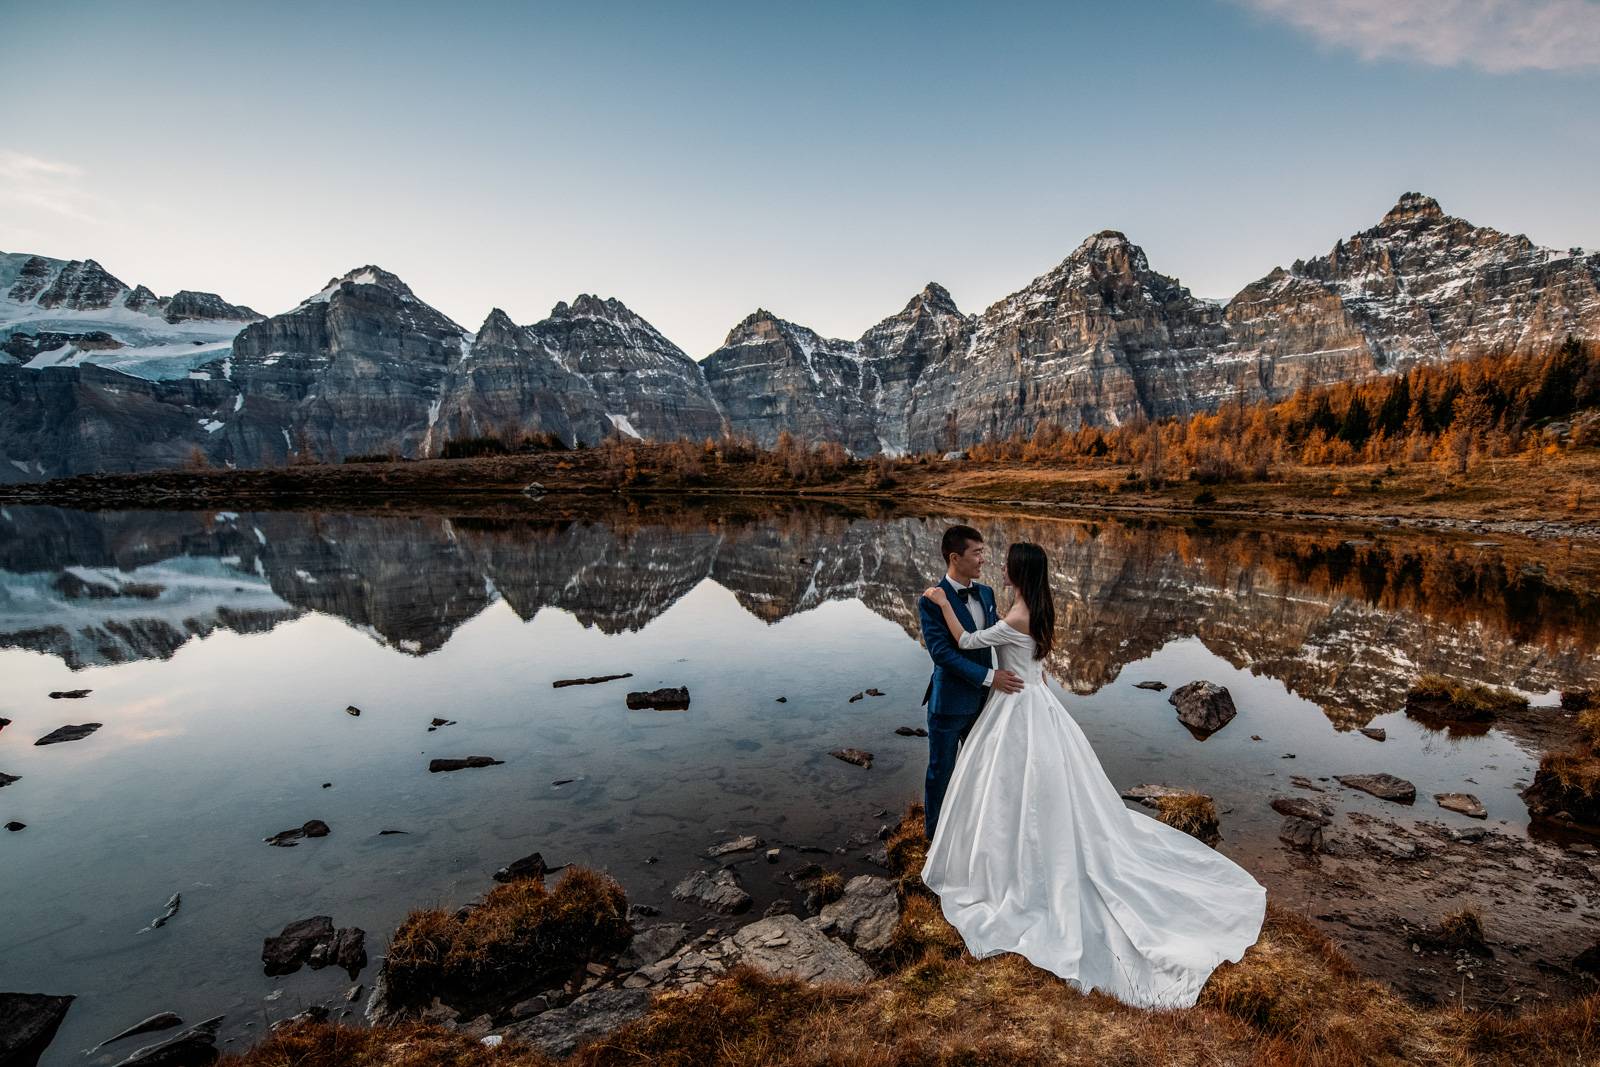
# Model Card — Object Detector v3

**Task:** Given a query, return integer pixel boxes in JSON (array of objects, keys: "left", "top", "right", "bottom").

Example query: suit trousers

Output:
[{"left": 925, "top": 708, "right": 980, "bottom": 839}]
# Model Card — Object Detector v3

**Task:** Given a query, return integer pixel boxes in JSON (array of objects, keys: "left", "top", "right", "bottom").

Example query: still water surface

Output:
[{"left": 2, "top": 503, "right": 1596, "bottom": 1063}]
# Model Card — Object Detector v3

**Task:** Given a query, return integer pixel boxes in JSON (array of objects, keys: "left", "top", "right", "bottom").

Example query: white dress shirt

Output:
[{"left": 947, "top": 575, "right": 996, "bottom": 688}]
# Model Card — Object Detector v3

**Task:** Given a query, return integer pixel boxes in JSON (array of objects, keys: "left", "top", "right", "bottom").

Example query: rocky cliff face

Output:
[
  {"left": 223, "top": 266, "right": 471, "bottom": 464},
  {"left": 705, "top": 194, "right": 1600, "bottom": 452},
  {"left": 702, "top": 310, "right": 885, "bottom": 453},
  {"left": 702, "top": 283, "right": 972, "bottom": 454},
  {"left": 3, "top": 192, "right": 1597, "bottom": 476},
  {"left": 433, "top": 295, "right": 722, "bottom": 450},
  {"left": 526, "top": 295, "right": 722, "bottom": 443},
  {"left": 432, "top": 307, "right": 605, "bottom": 450}
]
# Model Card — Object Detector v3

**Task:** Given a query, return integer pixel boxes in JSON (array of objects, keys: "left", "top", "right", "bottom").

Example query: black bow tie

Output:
[{"left": 955, "top": 587, "right": 973, "bottom": 603}]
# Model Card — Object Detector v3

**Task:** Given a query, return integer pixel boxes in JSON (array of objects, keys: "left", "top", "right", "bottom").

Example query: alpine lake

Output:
[{"left": 3, "top": 497, "right": 1599, "bottom": 1063}]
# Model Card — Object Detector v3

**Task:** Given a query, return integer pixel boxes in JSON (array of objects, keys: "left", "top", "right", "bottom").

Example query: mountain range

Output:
[{"left": 3, "top": 192, "right": 1597, "bottom": 480}]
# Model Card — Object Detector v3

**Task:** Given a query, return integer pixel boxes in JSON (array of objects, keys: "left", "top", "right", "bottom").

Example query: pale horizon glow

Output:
[{"left": 2, "top": 1, "right": 1596, "bottom": 358}]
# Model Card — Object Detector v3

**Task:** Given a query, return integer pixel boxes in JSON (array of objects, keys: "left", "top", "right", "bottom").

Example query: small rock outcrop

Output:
[{"left": 671, "top": 868, "right": 753, "bottom": 914}]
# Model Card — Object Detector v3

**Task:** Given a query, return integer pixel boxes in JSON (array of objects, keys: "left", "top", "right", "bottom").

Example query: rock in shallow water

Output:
[
  {"left": 99, "top": 1012, "right": 183, "bottom": 1048},
  {"left": 34, "top": 722, "right": 102, "bottom": 745},
  {"left": 111, "top": 1015, "right": 223, "bottom": 1067},
  {"left": 264, "top": 819, "right": 330, "bottom": 846},
  {"left": 1435, "top": 792, "right": 1487, "bottom": 819},
  {"left": 493, "top": 851, "right": 548, "bottom": 882},
  {"left": 705, "top": 834, "right": 761, "bottom": 858},
  {"left": 829, "top": 748, "right": 873, "bottom": 768},
  {"left": 552, "top": 673, "right": 633, "bottom": 688},
  {"left": 1168, "top": 681, "right": 1237, "bottom": 735},
  {"left": 672, "top": 868, "right": 752, "bottom": 914},
  {"left": 428, "top": 756, "right": 503, "bottom": 772},
  {"left": 1336, "top": 773, "right": 1417, "bottom": 804},
  {"left": 625, "top": 687, "right": 690, "bottom": 710},
  {"left": 262, "top": 916, "right": 334, "bottom": 975}
]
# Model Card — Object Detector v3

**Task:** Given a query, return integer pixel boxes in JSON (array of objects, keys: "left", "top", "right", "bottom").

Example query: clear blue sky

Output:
[{"left": 3, "top": 0, "right": 1596, "bottom": 356}]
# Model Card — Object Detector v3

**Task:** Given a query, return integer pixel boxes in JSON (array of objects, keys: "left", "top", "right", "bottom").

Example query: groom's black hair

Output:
[{"left": 941, "top": 524, "right": 983, "bottom": 566}]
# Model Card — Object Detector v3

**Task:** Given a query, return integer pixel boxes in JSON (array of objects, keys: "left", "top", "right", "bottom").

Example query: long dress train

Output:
[{"left": 920, "top": 619, "right": 1267, "bottom": 1009}]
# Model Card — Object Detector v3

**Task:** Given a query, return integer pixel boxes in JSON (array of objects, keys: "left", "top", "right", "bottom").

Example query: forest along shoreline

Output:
[{"left": 1, "top": 437, "right": 1597, "bottom": 544}]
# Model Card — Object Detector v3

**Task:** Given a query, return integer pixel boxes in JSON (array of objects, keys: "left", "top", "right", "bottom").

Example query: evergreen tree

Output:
[
  {"left": 1338, "top": 395, "right": 1372, "bottom": 445},
  {"left": 1377, "top": 374, "right": 1410, "bottom": 435}
]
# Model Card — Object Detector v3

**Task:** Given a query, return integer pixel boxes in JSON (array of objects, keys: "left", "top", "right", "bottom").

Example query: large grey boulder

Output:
[
  {"left": 501, "top": 987, "right": 653, "bottom": 1058},
  {"left": 1168, "top": 681, "right": 1237, "bottom": 735},
  {"left": 816, "top": 875, "right": 898, "bottom": 953},
  {"left": 715, "top": 913, "right": 872, "bottom": 984}
]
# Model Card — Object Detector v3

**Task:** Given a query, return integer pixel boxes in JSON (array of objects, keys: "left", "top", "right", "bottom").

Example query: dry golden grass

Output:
[
  {"left": 384, "top": 867, "right": 631, "bottom": 1011},
  {"left": 1543, "top": 747, "right": 1600, "bottom": 794},
  {"left": 1578, "top": 707, "right": 1600, "bottom": 750},
  {"left": 1408, "top": 674, "right": 1529, "bottom": 720},
  {"left": 1439, "top": 907, "right": 1488, "bottom": 951},
  {"left": 223, "top": 803, "right": 1600, "bottom": 1066},
  {"left": 1154, "top": 792, "right": 1222, "bottom": 847}
]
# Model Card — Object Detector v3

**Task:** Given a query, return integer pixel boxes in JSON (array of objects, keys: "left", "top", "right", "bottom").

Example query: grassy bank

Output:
[{"left": 223, "top": 805, "right": 1600, "bottom": 1067}]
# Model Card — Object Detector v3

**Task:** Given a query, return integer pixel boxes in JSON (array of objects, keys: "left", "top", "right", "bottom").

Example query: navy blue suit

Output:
[{"left": 919, "top": 575, "right": 998, "bottom": 839}]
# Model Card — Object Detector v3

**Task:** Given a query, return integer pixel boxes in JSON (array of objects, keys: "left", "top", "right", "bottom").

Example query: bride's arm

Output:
[{"left": 921, "top": 586, "right": 966, "bottom": 645}]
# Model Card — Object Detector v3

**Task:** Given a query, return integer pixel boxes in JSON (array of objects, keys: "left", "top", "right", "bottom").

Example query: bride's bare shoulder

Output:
[{"left": 1003, "top": 607, "right": 1029, "bottom": 629}]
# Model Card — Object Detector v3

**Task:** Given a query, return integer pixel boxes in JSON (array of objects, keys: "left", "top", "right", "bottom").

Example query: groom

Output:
[{"left": 919, "top": 524, "right": 1023, "bottom": 840}]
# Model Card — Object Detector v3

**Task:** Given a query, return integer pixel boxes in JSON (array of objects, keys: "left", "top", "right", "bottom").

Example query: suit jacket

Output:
[{"left": 920, "top": 575, "right": 998, "bottom": 718}]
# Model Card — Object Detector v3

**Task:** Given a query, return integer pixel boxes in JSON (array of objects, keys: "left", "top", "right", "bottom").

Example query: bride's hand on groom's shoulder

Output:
[{"left": 922, "top": 586, "right": 947, "bottom": 606}]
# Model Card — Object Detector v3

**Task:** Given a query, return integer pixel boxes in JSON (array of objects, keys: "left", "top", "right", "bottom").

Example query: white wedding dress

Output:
[{"left": 920, "top": 618, "right": 1267, "bottom": 1010}]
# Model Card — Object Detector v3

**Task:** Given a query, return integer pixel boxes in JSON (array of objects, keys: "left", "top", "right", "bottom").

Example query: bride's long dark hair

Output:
[{"left": 1007, "top": 542, "right": 1055, "bottom": 660}]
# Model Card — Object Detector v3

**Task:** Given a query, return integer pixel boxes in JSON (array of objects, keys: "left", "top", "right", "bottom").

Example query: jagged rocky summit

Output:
[{"left": 2, "top": 192, "right": 1596, "bottom": 478}]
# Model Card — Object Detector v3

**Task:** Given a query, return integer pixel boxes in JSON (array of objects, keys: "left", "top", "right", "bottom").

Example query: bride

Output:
[{"left": 919, "top": 541, "right": 1267, "bottom": 1010}]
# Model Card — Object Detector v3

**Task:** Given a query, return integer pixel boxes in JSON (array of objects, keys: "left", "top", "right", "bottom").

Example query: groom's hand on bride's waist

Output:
[{"left": 992, "top": 669, "right": 1024, "bottom": 694}]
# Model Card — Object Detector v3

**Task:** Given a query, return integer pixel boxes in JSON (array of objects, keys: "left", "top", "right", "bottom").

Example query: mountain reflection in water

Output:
[{"left": 4, "top": 504, "right": 1597, "bottom": 727}]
